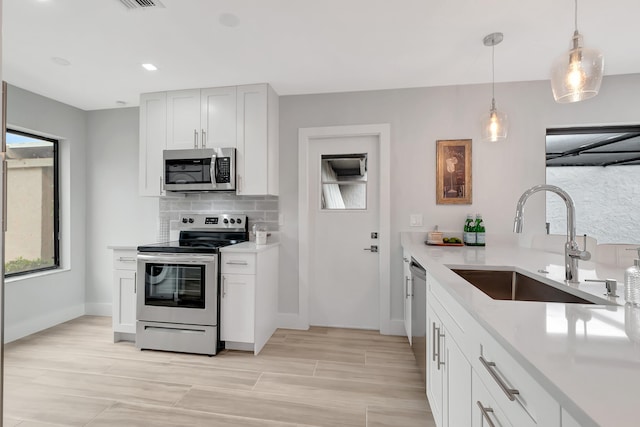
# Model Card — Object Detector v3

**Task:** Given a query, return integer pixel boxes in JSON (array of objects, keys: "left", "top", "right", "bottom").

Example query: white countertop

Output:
[
  {"left": 107, "top": 245, "right": 138, "bottom": 250},
  {"left": 402, "top": 232, "right": 640, "bottom": 427},
  {"left": 220, "top": 240, "right": 280, "bottom": 253}
]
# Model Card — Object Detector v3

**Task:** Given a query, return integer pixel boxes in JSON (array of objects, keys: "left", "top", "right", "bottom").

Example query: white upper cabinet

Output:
[
  {"left": 201, "top": 86, "right": 237, "bottom": 149},
  {"left": 139, "top": 84, "right": 278, "bottom": 197},
  {"left": 166, "top": 89, "right": 202, "bottom": 150},
  {"left": 139, "top": 92, "right": 166, "bottom": 197},
  {"left": 236, "top": 84, "right": 279, "bottom": 196}
]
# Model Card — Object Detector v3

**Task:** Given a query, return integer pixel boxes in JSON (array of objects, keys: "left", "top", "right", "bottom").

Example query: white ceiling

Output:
[{"left": 4, "top": 0, "right": 640, "bottom": 111}]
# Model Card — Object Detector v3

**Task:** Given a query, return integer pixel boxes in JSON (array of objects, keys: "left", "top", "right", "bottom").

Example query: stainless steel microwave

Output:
[{"left": 163, "top": 148, "right": 236, "bottom": 192}]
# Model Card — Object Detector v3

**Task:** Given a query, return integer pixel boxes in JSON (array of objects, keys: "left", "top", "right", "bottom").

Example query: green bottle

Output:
[
  {"left": 475, "top": 214, "right": 486, "bottom": 247},
  {"left": 463, "top": 214, "right": 474, "bottom": 245},
  {"left": 465, "top": 214, "right": 476, "bottom": 246}
]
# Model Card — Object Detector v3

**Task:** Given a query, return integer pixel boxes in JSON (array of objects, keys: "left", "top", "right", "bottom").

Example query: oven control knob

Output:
[
  {"left": 237, "top": 218, "right": 242, "bottom": 224},
  {"left": 223, "top": 218, "right": 229, "bottom": 224},
  {"left": 188, "top": 218, "right": 194, "bottom": 224},
  {"left": 230, "top": 219, "right": 236, "bottom": 224},
  {"left": 182, "top": 218, "right": 188, "bottom": 223}
]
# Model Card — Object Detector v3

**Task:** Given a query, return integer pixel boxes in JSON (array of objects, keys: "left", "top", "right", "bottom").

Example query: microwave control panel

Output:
[{"left": 215, "top": 157, "right": 231, "bottom": 183}]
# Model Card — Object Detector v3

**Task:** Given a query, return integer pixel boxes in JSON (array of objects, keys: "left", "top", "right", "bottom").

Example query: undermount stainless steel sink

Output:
[{"left": 452, "top": 269, "right": 594, "bottom": 304}]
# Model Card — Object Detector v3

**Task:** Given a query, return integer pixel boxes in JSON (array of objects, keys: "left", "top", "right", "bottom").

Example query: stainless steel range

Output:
[{"left": 136, "top": 213, "right": 248, "bottom": 356}]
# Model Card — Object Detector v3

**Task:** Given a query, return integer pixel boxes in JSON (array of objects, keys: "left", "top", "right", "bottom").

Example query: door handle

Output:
[{"left": 364, "top": 245, "right": 378, "bottom": 253}]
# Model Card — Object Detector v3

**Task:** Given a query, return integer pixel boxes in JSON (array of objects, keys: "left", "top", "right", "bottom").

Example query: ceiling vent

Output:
[{"left": 118, "top": 0, "right": 165, "bottom": 10}]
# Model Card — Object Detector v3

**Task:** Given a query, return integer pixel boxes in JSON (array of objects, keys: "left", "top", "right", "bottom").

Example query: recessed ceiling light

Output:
[
  {"left": 142, "top": 63, "right": 158, "bottom": 71},
  {"left": 51, "top": 57, "right": 71, "bottom": 66},
  {"left": 218, "top": 13, "right": 239, "bottom": 28}
]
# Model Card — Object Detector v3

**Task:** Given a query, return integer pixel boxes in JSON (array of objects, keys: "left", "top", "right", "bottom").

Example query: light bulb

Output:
[
  {"left": 489, "top": 112, "right": 499, "bottom": 142},
  {"left": 566, "top": 50, "right": 586, "bottom": 92}
]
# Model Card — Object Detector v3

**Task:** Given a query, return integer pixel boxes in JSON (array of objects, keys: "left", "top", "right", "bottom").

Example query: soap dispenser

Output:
[{"left": 625, "top": 248, "right": 640, "bottom": 306}]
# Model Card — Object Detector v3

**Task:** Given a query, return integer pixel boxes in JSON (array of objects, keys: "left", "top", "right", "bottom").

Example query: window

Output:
[
  {"left": 320, "top": 153, "right": 368, "bottom": 210},
  {"left": 545, "top": 125, "right": 640, "bottom": 244},
  {"left": 5, "top": 129, "right": 59, "bottom": 276}
]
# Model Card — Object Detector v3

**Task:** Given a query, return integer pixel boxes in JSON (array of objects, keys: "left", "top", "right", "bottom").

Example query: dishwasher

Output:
[{"left": 409, "top": 258, "right": 427, "bottom": 385}]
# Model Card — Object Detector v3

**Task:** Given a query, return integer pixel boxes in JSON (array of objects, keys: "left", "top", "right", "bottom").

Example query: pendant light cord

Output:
[
  {"left": 574, "top": 0, "right": 578, "bottom": 32},
  {"left": 491, "top": 42, "right": 496, "bottom": 107}
]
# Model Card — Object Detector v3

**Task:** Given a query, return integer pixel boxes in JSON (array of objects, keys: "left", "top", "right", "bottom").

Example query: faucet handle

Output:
[
  {"left": 585, "top": 278, "right": 618, "bottom": 297},
  {"left": 580, "top": 234, "right": 591, "bottom": 261}
]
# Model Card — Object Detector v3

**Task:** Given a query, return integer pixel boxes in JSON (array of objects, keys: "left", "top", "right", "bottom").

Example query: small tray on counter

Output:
[{"left": 425, "top": 241, "right": 464, "bottom": 247}]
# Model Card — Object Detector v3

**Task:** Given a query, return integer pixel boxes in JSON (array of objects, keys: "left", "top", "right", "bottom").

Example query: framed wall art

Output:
[{"left": 436, "top": 139, "right": 472, "bottom": 204}]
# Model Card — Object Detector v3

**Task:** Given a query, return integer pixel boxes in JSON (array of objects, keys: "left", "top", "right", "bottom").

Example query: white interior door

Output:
[{"left": 308, "top": 135, "right": 379, "bottom": 329}]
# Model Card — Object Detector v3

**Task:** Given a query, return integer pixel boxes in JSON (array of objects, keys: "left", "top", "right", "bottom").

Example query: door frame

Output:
[{"left": 298, "top": 124, "right": 391, "bottom": 333}]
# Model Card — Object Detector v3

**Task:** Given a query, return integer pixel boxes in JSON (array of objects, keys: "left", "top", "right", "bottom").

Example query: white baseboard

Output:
[
  {"left": 275, "top": 313, "right": 405, "bottom": 336},
  {"left": 5, "top": 304, "right": 85, "bottom": 343},
  {"left": 85, "top": 302, "right": 112, "bottom": 316},
  {"left": 381, "top": 319, "right": 406, "bottom": 336},
  {"left": 276, "top": 312, "right": 308, "bottom": 330}
]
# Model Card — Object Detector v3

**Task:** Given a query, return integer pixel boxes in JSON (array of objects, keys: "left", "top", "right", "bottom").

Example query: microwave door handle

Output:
[{"left": 210, "top": 155, "right": 217, "bottom": 189}]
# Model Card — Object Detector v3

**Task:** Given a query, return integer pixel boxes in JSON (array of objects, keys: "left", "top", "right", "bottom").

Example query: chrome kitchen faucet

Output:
[{"left": 513, "top": 184, "right": 591, "bottom": 284}]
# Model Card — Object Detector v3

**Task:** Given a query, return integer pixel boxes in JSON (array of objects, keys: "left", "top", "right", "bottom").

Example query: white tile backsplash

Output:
[{"left": 159, "top": 194, "right": 279, "bottom": 235}]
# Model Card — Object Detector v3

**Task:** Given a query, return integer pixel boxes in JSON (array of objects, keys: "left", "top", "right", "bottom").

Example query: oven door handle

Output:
[{"left": 137, "top": 254, "right": 217, "bottom": 263}]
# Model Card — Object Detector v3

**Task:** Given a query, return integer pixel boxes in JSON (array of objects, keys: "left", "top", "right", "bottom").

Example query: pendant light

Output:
[
  {"left": 482, "top": 32, "right": 508, "bottom": 142},
  {"left": 550, "top": 0, "right": 604, "bottom": 103}
]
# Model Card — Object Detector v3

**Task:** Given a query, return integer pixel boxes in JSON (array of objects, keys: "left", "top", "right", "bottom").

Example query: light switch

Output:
[{"left": 410, "top": 214, "right": 423, "bottom": 227}]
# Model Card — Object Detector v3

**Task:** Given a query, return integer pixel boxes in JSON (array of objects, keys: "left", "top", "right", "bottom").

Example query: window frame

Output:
[{"left": 5, "top": 128, "right": 60, "bottom": 277}]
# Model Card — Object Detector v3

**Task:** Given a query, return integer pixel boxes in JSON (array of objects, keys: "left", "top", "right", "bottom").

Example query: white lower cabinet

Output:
[
  {"left": 221, "top": 270, "right": 256, "bottom": 344},
  {"left": 220, "top": 246, "right": 279, "bottom": 354},
  {"left": 427, "top": 285, "right": 472, "bottom": 427},
  {"left": 422, "top": 263, "right": 561, "bottom": 427},
  {"left": 403, "top": 249, "right": 412, "bottom": 344},
  {"left": 112, "top": 249, "right": 138, "bottom": 342}
]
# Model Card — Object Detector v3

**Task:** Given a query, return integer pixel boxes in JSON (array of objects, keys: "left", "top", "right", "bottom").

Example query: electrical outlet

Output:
[{"left": 410, "top": 214, "right": 423, "bottom": 227}]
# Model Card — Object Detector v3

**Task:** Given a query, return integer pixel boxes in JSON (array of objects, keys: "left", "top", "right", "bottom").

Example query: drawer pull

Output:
[
  {"left": 476, "top": 401, "right": 497, "bottom": 427},
  {"left": 479, "top": 356, "right": 520, "bottom": 401},
  {"left": 226, "top": 261, "right": 249, "bottom": 266},
  {"left": 117, "top": 257, "right": 136, "bottom": 262}
]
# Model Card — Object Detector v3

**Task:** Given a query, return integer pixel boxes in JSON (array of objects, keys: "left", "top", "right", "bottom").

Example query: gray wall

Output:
[
  {"left": 85, "top": 108, "right": 158, "bottom": 313},
  {"left": 5, "top": 85, "right": 87, "bottom": 341},
  {"left": 278, "top": 74, "right": 640, "bottom": 321}
]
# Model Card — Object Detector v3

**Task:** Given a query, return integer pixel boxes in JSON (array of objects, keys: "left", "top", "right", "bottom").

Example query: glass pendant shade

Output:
[
  {"left": 481, "top": 32, "right": 508, "bottom": 142},
  {"left": 551, "top": 32, "right": 604, "bottom": 103},
  {"left": 482, "top": 101, "right": 508, "bottom": 142}
]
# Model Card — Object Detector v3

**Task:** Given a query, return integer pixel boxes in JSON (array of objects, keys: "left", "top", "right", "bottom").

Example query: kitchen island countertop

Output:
[{"left": 402, "top": 232, "right": 639, "bottom": 427}]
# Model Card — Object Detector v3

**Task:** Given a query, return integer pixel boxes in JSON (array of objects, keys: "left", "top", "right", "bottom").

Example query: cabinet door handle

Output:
[
  {"left": 476, "top": 401, "right": 496, "bottom": 427},
  {"left": 437, "top": 328, "right": 445, "bottom": 369},
  {"left": 194, "top": 129, "right": 198, "bottom": 148},
  {"left": 117, "top": 257, "right": 136, "bottom": 262},
  {"left": 134, "top": 272, "right": 137, "bottom": 294},
  {"left": 479, "top": 356, "right": 520, "bottom": 401},
  {"left": 226, "top": 261, "right": 248, "bottom": 266},
  {"left": 403, "top": 257, "right": 409, "bottom": 262},
  {"left": 405, "top": 276, "right": 411, "bottom": 298},
  {"left": 237, "top": 175, "right": 242, "bottom": 192},
  {"left": 159, "top": 175, "right": 164, "bottom": 192},
  {"left": 432, "top": 323, "right": 438, "bottom": 362},
  {"left": 222, "top": 275, "right": 226, "bottom": 297},
  {"left": 201, "top": 129, "right": 206, "bottom": 148}
]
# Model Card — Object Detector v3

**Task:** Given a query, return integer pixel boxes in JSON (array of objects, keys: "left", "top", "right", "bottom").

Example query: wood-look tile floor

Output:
[{"left": 3, "top": 316, "right": 436, "bottom": 427}]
